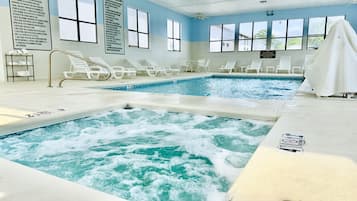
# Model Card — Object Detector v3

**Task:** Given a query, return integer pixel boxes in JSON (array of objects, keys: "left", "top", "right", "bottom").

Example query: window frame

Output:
[
  {"left": 286, "top": 19, "right": 304, "bottom": 50},
  {"left": 307, "top": 15, "right": 345, "bottom": 49},
  {"left": 271, "top": 18, "right": 304, "bottom": 51},
  {"left": 167, "top": 19, "right": 181, "bottom": 52},
  {"left": 209, "top": 24, "right": 236, "bottom": 53},
  {"left": 58, "top": 0, "right": 98, "bottom": 43},
  {"left": 238, "top": 21, "right": 268, "bottom": 52},
  {"left": 127, "top": 7, "right": 150, "bottom": 49},
  {"left": 271, "top": 19, "right": 288, "bottom": 51},
  {"left": 252, "top": 21, "right": 268, "bottom": 51},
  {"left": 238, "top": 22, "right": 253, "bottom": 52}
]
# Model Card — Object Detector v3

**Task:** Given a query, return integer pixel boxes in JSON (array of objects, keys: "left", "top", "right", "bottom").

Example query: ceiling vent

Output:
[{"left": 266, "top": 10, "right": 274, "bottom": 16}]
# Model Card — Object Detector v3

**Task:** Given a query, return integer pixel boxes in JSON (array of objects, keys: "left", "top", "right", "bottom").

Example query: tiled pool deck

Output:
[{"left": 0, "top": 73, "right": 356, "bottom": 201}]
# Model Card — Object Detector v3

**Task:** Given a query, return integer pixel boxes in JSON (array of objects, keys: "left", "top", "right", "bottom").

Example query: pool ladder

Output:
[{"left": 48, "top": 49, "right": 112, "bottom": 88}]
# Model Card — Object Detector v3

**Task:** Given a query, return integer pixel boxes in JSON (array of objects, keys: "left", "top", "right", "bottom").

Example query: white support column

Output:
[{"left": 0, "top": 30, "right": 4, "bottom": 82}]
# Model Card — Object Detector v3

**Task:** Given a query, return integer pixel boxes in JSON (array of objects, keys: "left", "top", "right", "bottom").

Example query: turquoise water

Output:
[
  {"left": 109, "top": 76, "right": 303, "bottom": 100},
  {"left": 0, "top": 108, "right": 272, "bottom": 201}
]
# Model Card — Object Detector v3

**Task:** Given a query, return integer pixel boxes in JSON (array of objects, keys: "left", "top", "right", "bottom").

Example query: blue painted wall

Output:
[
  {"left": 0, "top": 0, "right": 8, "bottom": 6},
  {"left": 190, "top": 4, "right": 357, "bottom": 42},
  {"left": 1, "top": 0, "right": 356, "bottom": 42}
]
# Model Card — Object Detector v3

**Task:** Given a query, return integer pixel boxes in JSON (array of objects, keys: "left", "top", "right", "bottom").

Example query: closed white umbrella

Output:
[{"left": 305, "top": 19, "right": 357, "bottom": 97}]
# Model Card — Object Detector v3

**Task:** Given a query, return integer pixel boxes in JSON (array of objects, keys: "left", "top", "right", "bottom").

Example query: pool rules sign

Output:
[
  {"left": 9, "top": 0, "right": 52, "bottom": 51},
  {"left": 104, "top": 0, "right": 125, "bottom": 55}
]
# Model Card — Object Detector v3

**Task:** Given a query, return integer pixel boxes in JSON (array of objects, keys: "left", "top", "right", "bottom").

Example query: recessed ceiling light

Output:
[{"left": 259, "top": 0, "right": 268, "bottom": 3}]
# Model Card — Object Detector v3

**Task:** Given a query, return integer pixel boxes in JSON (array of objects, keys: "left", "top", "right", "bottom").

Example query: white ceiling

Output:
[{"left": 149, "top": 0, "right": 353, "bottom": 17}]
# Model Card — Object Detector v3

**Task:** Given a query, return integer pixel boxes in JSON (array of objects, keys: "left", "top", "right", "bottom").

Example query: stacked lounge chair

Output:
[
  {"left": 245, "top": 59, "right": 262, "bottom": 73},
  {"left": 63, "top": 51, "right": 109, "bottom": 80},
  {"left": 219, "top": 60, "right": 236, "bottom": 74},
  {"left": 276, "top": 56, "right": 292, "bottom": 74},
  {"left": 88, "top": 57, "right": 136, "bottom": 79}
]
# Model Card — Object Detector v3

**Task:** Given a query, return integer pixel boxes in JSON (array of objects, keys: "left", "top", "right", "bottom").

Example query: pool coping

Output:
[{"left": 0, "top": 73, "right": 303, "bottom": 136}]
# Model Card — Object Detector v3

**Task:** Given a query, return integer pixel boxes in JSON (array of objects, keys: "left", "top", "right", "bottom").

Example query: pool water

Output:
[
  {"left": 109, "top": 76, "right": 303, "bottom": 100},
  {"left": 0, "top": 108, "right": 272, "bottom": 201}
]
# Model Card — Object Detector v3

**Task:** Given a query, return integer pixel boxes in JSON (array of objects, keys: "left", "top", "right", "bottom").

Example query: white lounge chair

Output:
[
  {"left": 145, "top": 59, "right": 181, "bottom": 74},
  {"left": 196, "top": 59, "right": 210, "bottom": 72},
  {"left": 219, "top": 60, "right": 236, "bottom": 74},
  {"left": 245, "top": 60, "right": 262, "bottom": 73},
  {"left": 63, "top": 51, "right": 109, "bottom": 79},
  {"left": 168, "top": 64, "right": 181, "bottom": 75},
  {"left": 123, "top": 59, "right": 164, "bottom": 77},
  {"left": 89, "top": 57, "right": 136, "bottom": 79},
  {"left": 276, "top": 56, "right": 292, "bottom": 74},
  {"left": 141, "top": 59, "right": 168, "bottom": 76},
  {"left": 181, "top": 60, "right": 195, "bottom": 72}
]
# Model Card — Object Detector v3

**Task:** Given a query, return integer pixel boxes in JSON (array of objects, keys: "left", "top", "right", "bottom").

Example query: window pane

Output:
[
  {"left": 223, "top": 24, "right": 235, "bottom": 40},
  {"left": 79, "top": 22, "right": 96, "bottom": 42},
  {"left": 288, "top": 19, "right": 304, "bottom": 37},
  {"left": 239, "top": 22, "right": 253, "bottom": 39},
  {"left": 210, "top": 41, "right": 221, "bottom": 52},
  {"left": 308, "top": 36, "right": 324, "bottom": 49},
  {"left": 138, "top": 33, "right": 149, "bottom": 48},
  {"left": 59, "top": 19, "right": 78, "bottom": 40},
  {"left": 167, "top": 19, "right": 173, "bottom": 38},
  {"left": 128, "top": 8, "right": 137, "bottom": 31},
  {"left": 308, "top": 17, "right": 326, "bottom": 35},
  {"left": 78, "top": 0, "right": 95, "bottom": 23},
  {"left": 58, "top": 0, "right": 76, "bottom": 19},
  {"left": 271, "top": 38, "right": 286, "bottom": 50},
  {"left": 287, "top": 38, "right": 303, "bottom": 50},
  {"left": 210, "top": 25, "right": 222, "bottom": 41},
  {"left": 138, "top": 11, "right": 148, "bottom": 33},
  {"left": 253, "top": 39, "right": 266, "bottom": 50},
  {"left": 128, "top": 31, "right": 138, "bottom": 46},
  {"left": 327, "top": 16, "right": 345, "bottom": 34},
  {"left": 174, "top": 21, "right": 180, "bottom": 39},
  {"left": 253, "top": 21, "right": 267, "bottom": 39},
  {"left": 174, "top": 39, "right": 180, "bottom": 51},
  {"left": 222, "top": 40, "right": 234, "bottom": 52},
  {"left": 239, "top": 40, "right": 252, "bottom": 51},
  {"left": 168, "top": 38, "right": 173, "bottom": 50},
  {"left": 272, "top": 20, "right": 287, "bottom": 38}
]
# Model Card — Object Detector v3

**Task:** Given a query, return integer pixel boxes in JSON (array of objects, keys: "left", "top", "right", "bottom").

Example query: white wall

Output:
[
  {"left": 0, "top": 6, "right": 11, "bottom": 82},
  {"left": 0, "top": 28, "right": 4, "bottom": 82},
  {"left": 0, "top": 7, "right": 190, "bottom": 81}
]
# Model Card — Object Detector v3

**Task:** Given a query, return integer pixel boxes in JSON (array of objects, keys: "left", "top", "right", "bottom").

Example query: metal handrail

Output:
[{"left": 48, "top": 49, "right": 112, "bottom": 88}]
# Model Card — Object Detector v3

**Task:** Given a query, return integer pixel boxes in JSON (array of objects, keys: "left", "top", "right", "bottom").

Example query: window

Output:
[
  {"left": 128, "top": 7, "right": 149, "bottom": 48},
  {"left": 209, "top": 24, "right": 235, "bottom": 52},
  {"left": 271, "top": 20, "right": 287, "bottom": 50},
  {"left": 308, "top": 16, "right": 345, "bottom": 49},
  {"left": 271, "top": 19, "right": 304, "bottom": 50},
  {"left": 167, "top": 19, "right": 181, "bottom": 51},
  {"left": 58, "top": 0, "right": 97, "bottom": 43},
  {"left": 252, "top": 21, "right": 267, "bottom": 51},
  {"left": 286, "top": 19, "right": 304, "bottom": 50},
  {"left": 239, "top": 21, "right": 267, "bottom": 51},
  {"left": 238, "top": 22, "right": 253, "bottom": 51}
]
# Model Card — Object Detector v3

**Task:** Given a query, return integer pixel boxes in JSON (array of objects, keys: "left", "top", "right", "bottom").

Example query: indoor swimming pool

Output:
[
  {"left": 0, "top": 108, "right": 272, "bottom": 201},
  {"left": 108, "top": 76, "right": 303, "bottom": 100}
]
